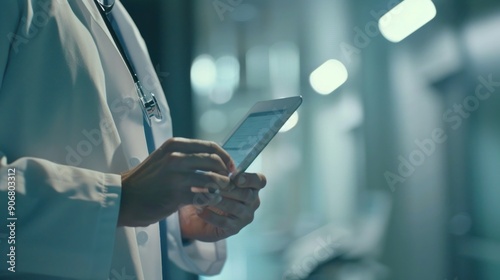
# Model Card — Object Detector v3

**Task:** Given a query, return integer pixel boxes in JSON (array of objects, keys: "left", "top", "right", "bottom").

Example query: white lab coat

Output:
[{"left": 0, "top": 0, "right": 226, "bottom": 279}]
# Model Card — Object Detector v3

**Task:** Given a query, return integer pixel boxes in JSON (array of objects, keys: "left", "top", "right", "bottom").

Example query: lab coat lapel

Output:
[{"left": 71, "top": 0, "right": 124, "bottom": 70}]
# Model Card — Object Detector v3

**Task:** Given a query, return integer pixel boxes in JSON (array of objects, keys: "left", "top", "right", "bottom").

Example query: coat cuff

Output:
[
  {"left": 166, "top": 212, "right": 227, "bottom": 275},
  {"left": 0, "top": 157, "right": 122, "bottom": 279}
]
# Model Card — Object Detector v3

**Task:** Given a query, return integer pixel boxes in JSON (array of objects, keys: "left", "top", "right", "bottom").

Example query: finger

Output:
[
  {"left": 220, "top": 188, "right": 258, "bottom": 205},
  {"left": 194, "top": 170, "right": 234, "bottom": 192},
  {"left": 204, "top": 206, "right": 228, "bottom": 216},
  {"left": 197, "top": 207, "right": 240, "bottom": 232},
  {"left": 177, "top": 187, "right": 223, "bottom": 207},
  {"left": 168, "top": 152, "right": 230, "bottom": 175},
  {"left": 174, "top": 170, "right": 231, "bottom": 191},
  {"left": 233, "top": 173, "right": 267, "bottom": 190},
  {"left": 160, "top": 138, "right": 235, "bottom": 171},
  {"left": 209, "top": 198, "right": 250, "bottom": 220},
  {"left": 191, "top": 191, "right": 222, "bottom": 207}
]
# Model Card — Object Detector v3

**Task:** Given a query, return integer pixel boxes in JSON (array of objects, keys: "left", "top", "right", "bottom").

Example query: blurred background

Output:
[{"left": 121, "top": 0, "right": 500, "bottom": 279}]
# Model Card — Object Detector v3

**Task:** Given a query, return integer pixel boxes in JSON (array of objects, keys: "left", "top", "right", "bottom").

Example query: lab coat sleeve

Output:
[
  {"left": 167, "top": 213, "right": 227, "bottom": 275},
  {"left": 0, "top": 2, "right": 120, "bottom": 278},
  {"left": 0, "top": 152, "right": 122, "bottom": 279}
]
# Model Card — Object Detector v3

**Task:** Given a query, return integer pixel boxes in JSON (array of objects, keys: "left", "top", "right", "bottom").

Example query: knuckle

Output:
[
  {"left": 165, "top": 137, "right": 177, "bottom": 147},
  {"left": 254, "top": 197, "right": 261, "bottom": 209},
  {"left": 248, "top": 213, "right": 255, "bottom": 224},
  {"left": 245, "top": 189, "right": 254, "bottom": 201},
  {"left": 209, "top": 153, "right": 221, "bottom": 163},
  {"left": 208, "top": 141, "right": 219, "bottom": 150},
  {"left": 167, "top": 152, "right": 183, "bottom": 165}
]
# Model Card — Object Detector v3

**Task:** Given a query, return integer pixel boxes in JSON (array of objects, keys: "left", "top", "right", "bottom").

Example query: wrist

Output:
[{"left": 118, "top": 171, "right": 133, "bottom": 227}]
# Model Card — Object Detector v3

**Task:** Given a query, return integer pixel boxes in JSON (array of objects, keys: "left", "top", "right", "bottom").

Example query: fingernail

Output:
[{"left": 238, "top": 175, "right": 246, "bottom": 186}]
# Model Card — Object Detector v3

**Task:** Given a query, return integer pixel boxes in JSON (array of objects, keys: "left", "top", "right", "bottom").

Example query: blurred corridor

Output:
[{"left": 123, "top": 0, "right": 500, "bottom": 279}]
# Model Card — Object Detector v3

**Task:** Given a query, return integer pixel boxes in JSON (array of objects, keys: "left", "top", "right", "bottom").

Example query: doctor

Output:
[{"left": 0, "top": 0, "right": 266, "bottom": 279}]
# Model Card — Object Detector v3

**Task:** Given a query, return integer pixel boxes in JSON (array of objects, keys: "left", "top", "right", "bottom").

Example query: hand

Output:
[
  {"left": 179, "top": 172, "right": 266, "bottom": 242},
  {"left": 118, "top": 138, "right": 234, "bottom": 227}
]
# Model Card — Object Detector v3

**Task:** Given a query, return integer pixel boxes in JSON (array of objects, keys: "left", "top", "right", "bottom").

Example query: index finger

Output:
[{"left": 160, "top": 137, "right": 235, "bottom": 171}]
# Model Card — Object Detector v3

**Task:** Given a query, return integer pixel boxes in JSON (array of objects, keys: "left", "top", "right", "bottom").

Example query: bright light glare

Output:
[
  {"left": 279, "top": 112, "right": 299, "bottom": 133},
  {"left": 309, "top": 59, "right": 348, "bottom": 95},
  {"left": 209, "top": 56, "right": 240, "bottom": 104},
  {"left": 379, "top": 0, "right": 437, "bottom": 43},
  {"left": 216, "top": 56, "right": 240, "bottom": 89},
  {"left": 210, "top": 87, "right": 233, "bottom": 105},
  {"left": 191, "top": 54, "right": 217, "bottom": 95}
]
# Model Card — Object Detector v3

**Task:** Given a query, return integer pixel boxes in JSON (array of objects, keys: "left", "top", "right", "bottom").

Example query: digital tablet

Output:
[{"left": 222, "top": 96, "right": 303, "bottom": 176}]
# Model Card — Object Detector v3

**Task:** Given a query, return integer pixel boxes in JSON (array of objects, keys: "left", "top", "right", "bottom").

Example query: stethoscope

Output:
[
  {"left": 94, "top": 0, "right": 163, "bottom": 126},
  {"left": 94, "top": 3, "right": 170, "bottom": 280}
]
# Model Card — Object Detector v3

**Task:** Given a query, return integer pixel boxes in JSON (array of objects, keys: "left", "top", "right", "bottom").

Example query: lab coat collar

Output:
[{"left": 71, "top": 0, "right": 125, "bottom": 71}]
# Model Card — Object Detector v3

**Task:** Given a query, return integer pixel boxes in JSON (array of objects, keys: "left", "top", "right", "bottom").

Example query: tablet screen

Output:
[{"left": 223, "top": 110, "right": 286, "bottom": 169}]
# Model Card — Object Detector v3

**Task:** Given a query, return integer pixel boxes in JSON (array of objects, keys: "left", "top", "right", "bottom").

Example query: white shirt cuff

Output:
[{"left": 166, "top": 212, "right": 227, "bottom": 275}]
